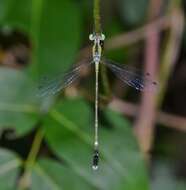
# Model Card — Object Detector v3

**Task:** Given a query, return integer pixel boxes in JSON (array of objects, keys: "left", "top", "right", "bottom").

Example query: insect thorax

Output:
[{"left": 89, "top": 33, "right": 105, "bottom": 63}]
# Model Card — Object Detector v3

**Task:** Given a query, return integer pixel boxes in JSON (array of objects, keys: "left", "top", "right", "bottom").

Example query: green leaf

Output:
[
  {"left": 0, "top": 67, "right": 39, "bottom": 135},
  {"left": 0, "top": 0, "right": 31, "bottom": 32},
  {"left": 0, "top": 148, "right": 21, "bottom": 190},
  {"left": 31, "top": 0, "right": 82, "bottom": 77},
  {"left": 44, "top": 98, "right": 149, "bottom": 190},
  {"left": 0, "top": 0, "right": 82, "bottom": 134},
  {"left": 0, "top": 0, "right": 82, "bottom": 77},
  {"left": 31, "top": 159, "right": 94, "bottom": 190},
  {"left": 0, "top": 0, "right": 11, "bottom": 22}
]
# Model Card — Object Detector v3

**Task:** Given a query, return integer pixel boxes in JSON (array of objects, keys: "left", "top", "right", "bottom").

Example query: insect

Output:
[{"left": 38, "top": 33, "right": 157, "bottom": 170}]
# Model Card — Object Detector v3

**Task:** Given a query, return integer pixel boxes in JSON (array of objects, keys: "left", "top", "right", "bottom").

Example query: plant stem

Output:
[
  {"left": 94, "top": 0, "right": 101, "bottom": 33},
  {"left": 134, "top": 0, "right": 161, "bottom": 157},
  {"left": 101, "top": 65, "right": 111, "bottom": 97},
  {"left": 157, "top": 0, "right": 184, "bottom": 106},
  {"left": 18, "top": 128, "right": 44, "bottom": 189},
  {"left": 30, "top": 0, "right": 43, "bottom": 79},
  {"left": 109, "top": 98, "right": 186, "bottom": 133},
  {"left": 26, "top": 128, "right": 44, "bottom": 167}
]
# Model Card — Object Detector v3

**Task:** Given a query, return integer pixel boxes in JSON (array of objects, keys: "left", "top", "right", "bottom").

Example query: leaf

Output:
[
  {"left": 0, "top": 0, "right": 83, "bottom": 133},
  {"left": 0, "top": 148, "right": 21, "bottom": 190},
  {"left": 0, "top": 0, "right": 31, "bottom": 32},
  {"left": 0, "top": 0, "right": 82, "bottom": 77},
  {"left": 31, "top": 0, "right": 82, "bottom": 77},
  {"left": 31, "top": 158, "right": 94, "bottom": 190},
  {"left": 44, "top": 98, "right": 149, "bottom": 190},
  {"left": 102, "top": 109, "right": 149, "bottom": 189},
  {"left": 0, "top": 67, "right": 39, "bottom": 135},
  {"left": 0, "top": 0, "right": 10, "bottom": 22}
]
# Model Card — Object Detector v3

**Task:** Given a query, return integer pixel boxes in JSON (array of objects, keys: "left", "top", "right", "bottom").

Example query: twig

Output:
[
  {"left": 134, "top": 0, "right": 161, "bottom": 156},
  {"left": 157, "top": 4, "right": 184, "bottom": 105},
  {"left": 109, "top": 98, "right": 186, "bottom": 132},
  {"left": 104, "top": 16, "right": 169, "bottom": 50}
]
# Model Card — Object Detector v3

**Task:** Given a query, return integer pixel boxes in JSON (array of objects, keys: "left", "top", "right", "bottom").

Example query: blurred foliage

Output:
[
  {"left": 151, "top": 161, "right": 186, "bottom": 190},
  {"left": 0, "top": 98, "right": 149, "bottom": 189},
  {"left": 0, "top": 67, "right": 39, "bottom": 135},
  {"left": 0, "top": 0, "right": 185, "bottom": 189},
  {"left": 117, "top": 0, "right": 149, "bottom": 26},
  {"left": 0, "top": 148, "right": 21, "bottom": 189}
]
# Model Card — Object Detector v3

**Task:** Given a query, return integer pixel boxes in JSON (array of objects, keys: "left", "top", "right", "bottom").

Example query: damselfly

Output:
[{"left": 38, "top": 33, "right": 157, "bottom": 170}]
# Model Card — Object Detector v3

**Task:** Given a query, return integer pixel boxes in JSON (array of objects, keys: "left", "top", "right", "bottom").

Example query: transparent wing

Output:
[
  {"left": 38, "top": 60, "right": 93, "bottom": 97},
  {"left": 103, "top": 59, "right": 157, "bottom": 91}
]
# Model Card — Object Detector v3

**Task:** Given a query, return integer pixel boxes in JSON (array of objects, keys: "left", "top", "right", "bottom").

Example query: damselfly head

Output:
[{"left": 89, "top": 33, "right": 106, "bottom": 42}]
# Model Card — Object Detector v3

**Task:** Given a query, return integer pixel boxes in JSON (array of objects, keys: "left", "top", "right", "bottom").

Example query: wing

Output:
[
  {"left": 38, "top": 60, "right": 93, "bottom": 97},
  {"left": 102, "top": 59, "right": 157, "bottom": 91}
]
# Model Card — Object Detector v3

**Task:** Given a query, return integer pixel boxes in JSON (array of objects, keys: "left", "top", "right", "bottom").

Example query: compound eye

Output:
[
  {"left": 89, "top": 34, "right": 95, "bottom": 41},
  {"left": 101, "top": 34, "right": 105, "bottom": 41}
]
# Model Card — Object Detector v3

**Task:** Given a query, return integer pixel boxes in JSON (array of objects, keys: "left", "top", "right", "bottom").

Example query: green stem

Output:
[
  {"left": 30, "top": 0, "right": 43, "bottom": 79},
  {"left": 26, "top": 128, "right": 44, "bottom": 167},
  {"left": 94, "top": 0, "right": 101, "bottom": 33},
  {"left": 101, "top": 64, "right": 111, "bottom": 97},
  {"left": 19, "top": 128, "right": 44, "bottom": 189}
]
